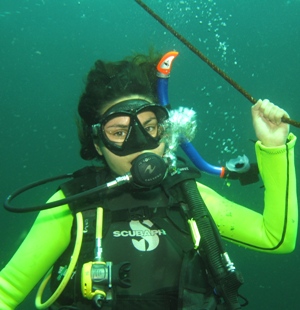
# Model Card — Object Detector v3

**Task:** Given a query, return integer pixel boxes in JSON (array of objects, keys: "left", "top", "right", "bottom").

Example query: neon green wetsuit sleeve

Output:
[
  {"left": 0, "top": 191, "right": 73, "bottom": 310},
  {"left": 200, "top": 133, "right": 298, "bottom": 253}
]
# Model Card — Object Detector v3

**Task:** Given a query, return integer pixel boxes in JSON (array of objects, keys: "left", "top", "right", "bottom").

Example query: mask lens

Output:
[
  {"left": 103, "top": 115, "right": 130, "bottom": 146},
  {"left": 136, "top": 110, "right": 160, "bottom": 139}
]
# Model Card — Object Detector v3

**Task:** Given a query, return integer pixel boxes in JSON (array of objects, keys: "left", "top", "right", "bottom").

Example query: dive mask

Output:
[{"left": 92, "top": 99, "right": 169, "bottom": 156}]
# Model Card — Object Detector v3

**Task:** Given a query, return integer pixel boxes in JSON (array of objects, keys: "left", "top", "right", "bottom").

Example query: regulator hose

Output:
[{"left": 180, "top": 179, "right": 244, "bottom": 310}]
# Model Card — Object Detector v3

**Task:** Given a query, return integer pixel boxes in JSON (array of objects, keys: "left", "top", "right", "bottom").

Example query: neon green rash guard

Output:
[{"left": 0, "top": 133, "right": 298, "bottom": 309}]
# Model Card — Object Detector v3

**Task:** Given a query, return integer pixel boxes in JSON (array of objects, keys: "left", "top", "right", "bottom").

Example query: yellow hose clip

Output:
[{"left": 188, "top": 218, "right": 201, "bottom": 249}]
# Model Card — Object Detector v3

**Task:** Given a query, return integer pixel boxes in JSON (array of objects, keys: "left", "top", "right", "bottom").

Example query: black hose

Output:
[{"left": 180, "top": 179, "right": 244, "bottom": 310}]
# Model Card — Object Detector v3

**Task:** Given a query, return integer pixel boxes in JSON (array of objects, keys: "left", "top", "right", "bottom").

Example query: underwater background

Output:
[{"left": 0, "top": 0, "right": 299, "bottom": 309}]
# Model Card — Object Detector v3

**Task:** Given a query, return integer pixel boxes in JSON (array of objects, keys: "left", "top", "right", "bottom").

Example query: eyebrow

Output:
[
  {"left": 141, "top": 116, "right": 157, "bottom": 126},
  {"left": 105, "top": 124, "right": 129, "bottom": 129},
  {"left": 105, "top": 115, "right": 157, "bottom": 130}
]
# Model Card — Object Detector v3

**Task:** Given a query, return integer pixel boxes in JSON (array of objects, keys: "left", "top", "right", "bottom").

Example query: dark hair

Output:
[{"left": 77, "top": 52, "right": 162, "bottom": 161}]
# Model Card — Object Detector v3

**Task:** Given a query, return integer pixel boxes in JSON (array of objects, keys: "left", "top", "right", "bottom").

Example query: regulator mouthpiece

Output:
[{"left": 130, "top": 153, "right": 169, "bottom": 188}]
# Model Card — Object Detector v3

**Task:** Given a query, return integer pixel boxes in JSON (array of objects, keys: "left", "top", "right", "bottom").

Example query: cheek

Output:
[{"left": 151, "top": 142, "right": 166, "bottom": 157}]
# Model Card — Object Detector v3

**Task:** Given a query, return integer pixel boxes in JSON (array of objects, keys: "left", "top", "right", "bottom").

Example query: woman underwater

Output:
[{"left": 0, "top": 52, "right": 298, "bottom": 310}]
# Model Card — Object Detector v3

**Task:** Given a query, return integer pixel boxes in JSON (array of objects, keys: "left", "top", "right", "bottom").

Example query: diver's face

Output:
[{"left": 94, "top": 95, "right": 166, "bottom": 176}]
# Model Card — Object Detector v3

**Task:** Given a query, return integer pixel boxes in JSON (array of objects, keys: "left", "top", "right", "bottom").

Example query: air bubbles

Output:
[
  {"left": 158, "top": 1, "right": 241, "bottom": 159},
  {"left": 162, "top": 0, "right": 238, "bottom": 66},
  {"left": 199, "top": 101, "right": 241, "bottom": 157}
]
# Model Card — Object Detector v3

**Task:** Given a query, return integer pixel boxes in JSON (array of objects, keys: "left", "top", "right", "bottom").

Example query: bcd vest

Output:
[{"left": 50, "top": 162, "right": 221, "bottom": 310}]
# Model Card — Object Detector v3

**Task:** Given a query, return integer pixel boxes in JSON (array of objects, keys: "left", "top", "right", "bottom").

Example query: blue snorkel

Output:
[{"left": 157, "top": 51, "right": 226, "bottom": 177}]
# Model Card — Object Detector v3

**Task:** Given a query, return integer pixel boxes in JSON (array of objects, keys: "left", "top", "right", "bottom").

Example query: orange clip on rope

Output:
[{"left": 156, "top": 51, "right": 179, "bottom": 75}]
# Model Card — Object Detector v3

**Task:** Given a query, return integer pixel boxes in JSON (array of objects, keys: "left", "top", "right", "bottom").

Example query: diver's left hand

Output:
[{"left": 251, "top": 99, "right": 290, "bottom": 147}]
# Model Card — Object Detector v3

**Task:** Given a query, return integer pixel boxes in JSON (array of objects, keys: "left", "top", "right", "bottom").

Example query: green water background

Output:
[{"left": 1, "top": 1, "right": 299, "bottom": 309}]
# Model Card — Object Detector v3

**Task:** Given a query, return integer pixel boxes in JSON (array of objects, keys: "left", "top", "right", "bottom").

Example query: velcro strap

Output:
[{"left": 110, "top": 206, "right": 168, "bottom": 222}]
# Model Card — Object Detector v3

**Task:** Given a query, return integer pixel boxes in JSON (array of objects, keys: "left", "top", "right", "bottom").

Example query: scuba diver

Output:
[{"left": 0, "top": 51, "right": 298, "bottom": 310}]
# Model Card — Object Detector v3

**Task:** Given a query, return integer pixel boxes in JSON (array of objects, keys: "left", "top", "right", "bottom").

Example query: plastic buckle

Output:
[{"left": 128, "top": 206, "right": 150, "bottom": 220}]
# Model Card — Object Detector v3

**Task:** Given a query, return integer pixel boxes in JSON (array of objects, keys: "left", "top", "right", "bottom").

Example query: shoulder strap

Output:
[
  {"left": 59, "top": 166, "right": 110, "bottom": 213},
  {"left": 162, "top": 157, "right": 201, "bottom": 193}
]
